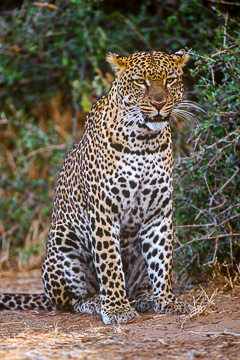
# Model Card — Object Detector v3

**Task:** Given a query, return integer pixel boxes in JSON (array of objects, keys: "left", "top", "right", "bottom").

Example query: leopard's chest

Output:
[{"left": 111, "top": 152, "right": 172, "bottom": 227}]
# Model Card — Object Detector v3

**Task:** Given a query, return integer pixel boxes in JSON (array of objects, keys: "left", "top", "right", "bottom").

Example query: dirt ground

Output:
[{"left": 0, "top": 270, "right": 239, "bottom": 360}]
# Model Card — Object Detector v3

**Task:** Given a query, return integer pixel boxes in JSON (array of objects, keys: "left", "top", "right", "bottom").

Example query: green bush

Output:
[
  {"left": 174, "top": 34, "right": 240, "bottom": 279},
  {"left": 0, "top": 0, "right": 221, "bottom": 110}
]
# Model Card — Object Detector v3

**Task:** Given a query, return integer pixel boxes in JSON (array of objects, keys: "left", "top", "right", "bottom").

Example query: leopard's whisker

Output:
[
  {"left": 107, "top": 109, "right": 141, "bottom": 137},
  {"left": 177, "top": 100, "right": 205, "bottom": 113},
  {"left": 106, "top": 107, "right": 139, "bottom": 130},
  {"left": 171, "top": 109, "right": 200, "bottom": 125}
]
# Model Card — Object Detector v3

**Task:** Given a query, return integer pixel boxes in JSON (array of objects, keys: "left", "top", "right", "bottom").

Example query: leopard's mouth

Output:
[
  {"left": 145, "top": 114, "right": 170, "bottom": 123},
  {"left": 143, "top": 113, "right": 171, "bottom": 132}
]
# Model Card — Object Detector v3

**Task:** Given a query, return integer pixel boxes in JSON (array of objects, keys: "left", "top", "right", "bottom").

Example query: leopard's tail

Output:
[{"left": 0, "top": 293, "right": 54, "bottom": 311}]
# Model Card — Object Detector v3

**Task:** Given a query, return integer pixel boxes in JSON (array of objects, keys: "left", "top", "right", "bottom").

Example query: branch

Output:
[
  {"left": 210, "top": 167, "right": 239, "bottom": 207},
  {"left": 33, "top": 2, "right": 58, "bottom": 10},
  {"left": 210, "top": 112, "right": 240, "bottom": 117},
  {"left": 124, "top": 17, "right": 152, "bottom": 48},
  {"left": 175, "top": 233, "right": 240, "bottom": 252},
  {"left": 23, "top": 144, "right": 67, "bottom": 161},
  {"left": 187, "top": 50, "right": 216, "bottom": 62},
  {"left": 175, "top": 224, "right": 214, "bottom": 228},
  {"left": 211, "top": 45, "right": 238, "bottom": 57},
  {"left": 217, "top": 214, "right": 240, "bottom": 227},
  {"left": 207, "top": 0, "right": 240, "bottom": 5},
  {"left": 191, "top": 330, "right": 240, "bottom": 337}
]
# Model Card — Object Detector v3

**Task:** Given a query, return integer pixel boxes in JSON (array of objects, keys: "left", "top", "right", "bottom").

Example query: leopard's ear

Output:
[
  {"left": 171, "top": 49, "right": 189, "bottom": 68},
  {"left": 106, "top": 52, "right": 128, "bottom": 75}
]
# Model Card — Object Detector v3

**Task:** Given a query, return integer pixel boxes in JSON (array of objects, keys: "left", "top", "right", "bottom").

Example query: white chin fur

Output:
[{"left": 146, "top": 121, "right": 168, "bottom": 132}]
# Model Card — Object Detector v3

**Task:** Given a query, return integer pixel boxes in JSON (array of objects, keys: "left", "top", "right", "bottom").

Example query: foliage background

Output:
[{"left": 0, "top": 0, "right": 239, "bottom": 283}]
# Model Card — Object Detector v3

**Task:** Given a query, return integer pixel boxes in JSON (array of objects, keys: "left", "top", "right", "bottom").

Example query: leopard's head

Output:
[{"left": 107, "top": 50, "right": 189, "bottom": 132}]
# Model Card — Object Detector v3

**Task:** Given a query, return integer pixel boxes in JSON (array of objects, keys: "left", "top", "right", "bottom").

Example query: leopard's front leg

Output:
[
  {"left": 140, "top": 213, "right": 192, "bottom": 315},
  {"left": 90, "top": 212, "right": 139, "bottom": 324}
]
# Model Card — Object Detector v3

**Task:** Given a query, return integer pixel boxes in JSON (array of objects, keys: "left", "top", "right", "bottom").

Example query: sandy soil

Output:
[{"left": 0, "top": 270, "right": 239, "bottom": 360}]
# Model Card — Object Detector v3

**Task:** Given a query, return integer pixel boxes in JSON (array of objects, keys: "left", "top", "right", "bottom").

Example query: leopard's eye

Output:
[
  {"left": 134, "top": 79, "right": 146, "bottom": 86},
  {"left": 166, "top": 77, "right": 176, "bottom": 85}
]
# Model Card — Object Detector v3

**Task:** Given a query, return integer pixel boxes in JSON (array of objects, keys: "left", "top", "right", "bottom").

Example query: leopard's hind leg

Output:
[{"left": 41, "top": 223, "right": 99, "bottom": 312}]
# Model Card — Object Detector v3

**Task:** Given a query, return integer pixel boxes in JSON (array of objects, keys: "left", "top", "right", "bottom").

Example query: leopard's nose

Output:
[{"left": 150, "top": 101, "right": 166, "bottom": 110}]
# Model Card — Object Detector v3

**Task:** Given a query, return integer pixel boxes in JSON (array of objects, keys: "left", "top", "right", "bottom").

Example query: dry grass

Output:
[
  {"left": 180, "top": 286, "right": 219, "bottom": 329},
  {"left": 0, "top": 329, "right": 112, "bottom": 360},
  {"left": 0, "top": 92, "right": 85, "bottom": 271},
  {"left": 211, "top": 261, "right": 240, "bottom": 290},
  {"left": 180, "top": 259, "right": 240, "bottom": 329}
]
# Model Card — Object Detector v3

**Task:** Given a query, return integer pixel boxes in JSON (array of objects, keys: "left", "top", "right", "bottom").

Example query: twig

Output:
[
  {"left": 23, "top": 144, "right": 66, "bottom": 161},
  {"left": 0, "top": 224, "right": 19, "bottom": 238},
  {"left": 191, "top": 330, "right": 240, "bottom": 337},
  {"left": 216, "top": 202, "right": 240, "bottom": 217},
  {"left": 175, "top": 223, "right": 214, "bottom": 228},
  {"left": 204, "top": 174, "right": 213, "bottom": 198},
  {"left": 176, "top": 129, "right": 240, "bottom": 162},
  {"left": 210, "top": 167, "right": 239, "bottom": 207},
  {"left": 227, "top": 223, "right": 233, "bottom": 265},
  {"left": 33, "top": 2, "right": 58, "bottom": 10},
  {"left": 187, "top": 50, "right": 215, "bottom": 62},
  {"left": 124, "top": 17, "right": 151, "bottom": 48},
  {"left": 211, "top": 45, "right": 238, "bottom": 57},
  {"left": 223, "top": 12, "right": 229, "bottom": 48},
  {"left": 207, "top": 0, "right": 240, "bottom": 5},
  {"left": 209, "top": 199, "right": 226, "bottom": 213},
  {"left": 210, "top": 112, "right": 240, "bottom": 117},
  {"left": 175, "top": 233, "right": 240, "bottom": 252},
  {"left": 210, "top": 66, "right": 215, "bottom": 86},
  {"left": 217, "top": 214, "right": 240, "bottom": 227},
  {"left": 181, "top": 287, "right": 218, "bottom": 329}
]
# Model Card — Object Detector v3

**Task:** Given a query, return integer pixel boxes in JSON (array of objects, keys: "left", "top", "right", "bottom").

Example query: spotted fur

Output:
[{"left": 0, "top": 50, "right": 193, "bottom": 324}]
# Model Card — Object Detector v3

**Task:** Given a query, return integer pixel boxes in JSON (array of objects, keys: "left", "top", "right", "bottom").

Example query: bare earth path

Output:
[{"left": 0, "top": 270, "right": 239, "bottom": 359}]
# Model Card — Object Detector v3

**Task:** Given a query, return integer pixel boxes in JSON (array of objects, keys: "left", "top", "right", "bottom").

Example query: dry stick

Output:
[
  {"left": 188, "top": 51, "right": 216, "bottom": 62},
  {"left": 176, "top": 224, "right": 214, "bottom": 228},
  {"left": 191, "top": 330, "right": 240, "bottom": 337},
  {"left": 226, "top": 48, "right": 239, "bottom": 67},
  {"left": 181, "top": 287, "right": 218, "bottom": 329},
  {"left": 215, "top": 202, "right": 240, "bottom": 217},
  {"left": 211, "top": 112, "right": 240, "bottom": 117},
  {"left": 208, "top": 198, "right": 226, "bottom": 213},
  {"left": 210, "top": 166, "right": 239, "bottom": 207},
  {"left": 204, "top": 174, "right": 213, "bottom": 198},
  {"left": 23, "top": 144, "right": 67, "bottom": 161},
  {"left": 211, "top": 45, "right": 238, "bottom": 57},
  {"left": 217, "top": 214, "right": 240, "bottom": 227},
  {"left": 33, "top": 2, "right": 58, "bottom": 10},
  {"left": 223, "top": 12, "right": 229, "bottom": 48},
  {"left": 175, "top": 233, "right": 240, "bottom": 252},
  {"left": 177, "top": 128, "right": 240, "bottom": 162},
  {"left": 212, "top": 236, "right": 219, "bottom": 264},
  {"left": 227, "top": 223, "right": 234, "bottom": 266},
  {"left": 124, "top": 17, "right": 151, "bottom": 48},
  {"left": 207, "top": 0, "right": 240, "bottom": 5}
]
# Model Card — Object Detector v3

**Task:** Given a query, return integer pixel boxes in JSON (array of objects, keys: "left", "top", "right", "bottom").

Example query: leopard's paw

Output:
[
  {"left": 133, "top": 293, "right": 154, "bottom": 313},
  {"left": 101, "top": 305, "right": 140, "bottom": 324},
  {"left": 155, "top": 298, "right": 193, "bottom": 315},
  {"left": 73, "top": 295, "right": 101, "bottom": 315}
]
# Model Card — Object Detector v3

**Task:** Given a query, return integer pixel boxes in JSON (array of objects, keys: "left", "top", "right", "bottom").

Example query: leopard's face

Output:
[{"left": 107, "top": 50, "right": 189, "bottom": 132}]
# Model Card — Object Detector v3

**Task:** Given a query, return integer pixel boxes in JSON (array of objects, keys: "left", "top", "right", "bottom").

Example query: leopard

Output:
[{"left": 0, "top": 50, "right": 194, "bottom": 324}]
